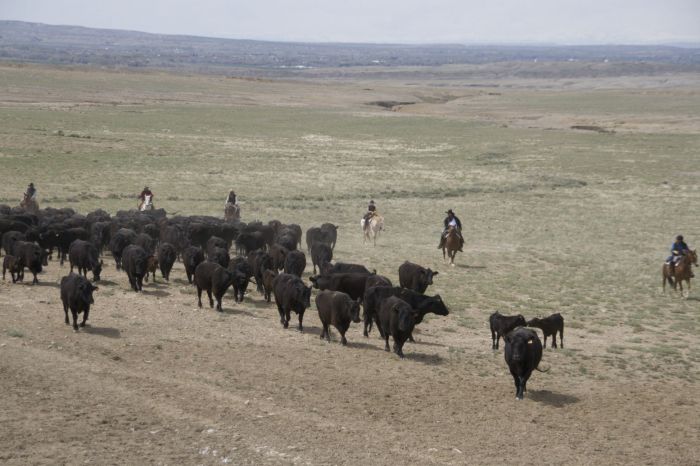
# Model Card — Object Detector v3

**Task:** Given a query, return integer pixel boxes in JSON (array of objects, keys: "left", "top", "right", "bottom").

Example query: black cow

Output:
[
  {"left": 398, "top": 261, "right": 439, "bottom": 294},
  {"left": 89, "top": 221, "right": 111, "bottom": 254},
  {"left": 269, "top": 244, "right": 288, "bottom": 271},
  {"left": 121, "top": 244, "right": 148, "bottom": 292},
  {"left": 57, "top": 227, "right": 90, "bottom": 265},
  {"left": 365, "top": 274, "right": 392, "bottom": 289},
  {"left": 306, "top": 226, "right": 333, "bottom": 252},
  {"left": 109, "top": 228, "right": 136, "bottom": 270},
  {"left": 504, "top": 327, "right": 544, "bottom": 400},
  {"left": 134, "top": 232, "right": 156, "bottom": 255},
  {"left": 490, "top": 311, "right": 527, "bottom": 349},
  {"left": 228, "top": 256, "right": 252, "bottom": 303},
  {"left": 2, "top": 231, "right": 24, "bottom": 256},
  {"left": 527, "top": 313, "right": 564, "bottom": 349},
  {"left": 206, "top": 236, "right": 228, "bottom": 256},
  {"left": 363, "top": 286, "right": 449, "bottom": 338},
  {"left": 157, "top": 242, "right": 177, "bottom": 281},
  {"left": 309, "top": 272, "right": 372, "bottom": 301},
  {"left": 310, "top": 242, "right": 332, "bottom": 275},
  {"left": 315, "top": 290, "right": 361, "bottom": 345},
  {"left": 283, "top": 250, "right": 306, "bottom": 277},
  {"left": 3, "top": 255, "right": 21, "bottom": 282},
  {"left": 193, "top": 261, "right": 235, "bottom": 311},
  {"left": 272, "top": 273, "right": 312, "bottom": 331},
  {"left": 12, "top": 240, "right": 43, "bottom": 284},
  {"left": 320, "top": 262, "right": 371, "bottom": 275},
  {"left": 208, "top": 246, "right": 230, "bottom": 268},
  {"left": 377, "top": 296, "right": 420, "bottom": 358},
  {"left": 281, "top": 224, "right": 302, "bottom": 249},
  {"left": 320, "top": 223, "right": 338, "bottom": 250},
  {"left": 276, "top": 233, "right": 297, "bottom": 252},
  {"left": 68, "top": 239, "right": 103, "bottom": 282},
  {"left": 60, "top": 273, "right": 98, "bottom": 331},
  {"left": 248, "top": 250, "right": 273, "bottom": 294},
  {"left": 182, "top": 246, "right": 205, "bottom": 284},
  {"left": 235, "top": 231, "right": 267, "bottom": 255},
  {"left": 160, "top": 225, "right": 188, "bottom": 255}
]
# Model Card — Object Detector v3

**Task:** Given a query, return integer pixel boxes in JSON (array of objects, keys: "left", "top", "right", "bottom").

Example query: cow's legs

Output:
[
  {"left": 81, "top": 309, "right": 89, "bottom": 327},
  {"left": 196, "top": 286, "right": 203, "bottom": 308},
  {"left": 206, "top": 289, "right": 214, "bottom": 308},
  {"left": 71, "top": 309, "right": 79, "bottom": 331}
]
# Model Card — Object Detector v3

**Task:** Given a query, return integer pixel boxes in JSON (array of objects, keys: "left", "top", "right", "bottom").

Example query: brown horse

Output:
[
  {"left": 20, "top": 195, "right": 39, "bottom": 214},
  {"left": 442, "top": 226, "right": 461, "bottom": 266},
  {"left": 662, "top": 250, "right": 698, "bottom": 297}
]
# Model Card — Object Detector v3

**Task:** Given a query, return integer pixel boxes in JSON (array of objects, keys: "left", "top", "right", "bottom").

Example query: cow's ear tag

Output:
[{"left": 527, "top": 339, "right": 534, "bottom": 345}]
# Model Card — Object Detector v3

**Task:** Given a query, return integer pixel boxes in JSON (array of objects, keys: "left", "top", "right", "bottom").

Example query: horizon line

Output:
[{"left": 2, "top": 19, "right": 700, "bottom": 49}]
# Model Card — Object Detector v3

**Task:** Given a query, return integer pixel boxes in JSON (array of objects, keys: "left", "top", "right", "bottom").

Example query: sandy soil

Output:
[{"left": 1, "top": 258, "right": 698, "bottom": 465}]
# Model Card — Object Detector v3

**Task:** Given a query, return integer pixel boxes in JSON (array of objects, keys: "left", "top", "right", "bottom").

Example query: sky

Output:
[{"left": 1, "top": 0, "right": 699, "bottom": 45}]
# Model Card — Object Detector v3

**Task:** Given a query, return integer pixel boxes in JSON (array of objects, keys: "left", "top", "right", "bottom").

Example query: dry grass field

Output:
[{"left": 1, "top": 63, "right": 699, "bottom": 464}]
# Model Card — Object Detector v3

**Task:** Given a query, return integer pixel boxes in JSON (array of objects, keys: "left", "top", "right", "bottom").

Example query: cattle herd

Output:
[{"left": 1, "top": 204, "right": 565, "bottom": 400}]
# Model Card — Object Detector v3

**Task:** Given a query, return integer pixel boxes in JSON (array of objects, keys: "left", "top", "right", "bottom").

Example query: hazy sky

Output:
[{"left": 1, "top": 0, "right": 698, "bottom": 44}]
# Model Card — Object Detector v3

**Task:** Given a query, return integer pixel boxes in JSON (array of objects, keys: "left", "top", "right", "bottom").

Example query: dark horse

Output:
[
  {"left": 662, "top": 249, "right": 697, "bottom": 297},
  {"left": 442, "top": 226, "right": 461, "bottom": 266}
]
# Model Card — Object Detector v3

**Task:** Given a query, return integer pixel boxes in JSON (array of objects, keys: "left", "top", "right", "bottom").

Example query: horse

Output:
[
  {"left": 139, "top": 194, "right": 154, "bottom": 211},
  {"left": 20, "top": 195, "right": 39, "bottom": 214},
  {"left": 362, "top": 215, "right": 384, "bottom": 247},
  {"left": 442, "top": 226, "right": 461, "bottom": 266},
  {"left": 662, "top": 250, "right": 698, "bottom": 298},
  {"left": 224, "top": 202, "right": 240, "bottom": 222}
]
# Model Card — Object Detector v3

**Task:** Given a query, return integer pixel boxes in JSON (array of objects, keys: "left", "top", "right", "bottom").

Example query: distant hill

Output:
[{"left": 1, "top": 20, "right": 699, "bottom": 76}]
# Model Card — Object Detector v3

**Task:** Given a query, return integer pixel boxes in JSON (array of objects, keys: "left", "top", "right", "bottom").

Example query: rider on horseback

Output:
[
  {"left": 225, "top": 190, "right": 237, "bottom": 206},
  {"left": 139, "top": 186, "right": 153, "bottom": 201},
  {"left": 438, "top": 209, "right": 463, "bottom": 252},
  {"left": 25, "top": 183, "right": 37, "bottom": 202},
  {"left": 138, "top": 186, "right": 153, "bottom": 209},
  {"left": 21, "top": 182, "right": 39, "bottom": 212},
  {"left": 362, "top": 200, "right": 377, "bottom": 231},
  {"left": 667, "top": 235, "right": 694, "bottom": 277}
]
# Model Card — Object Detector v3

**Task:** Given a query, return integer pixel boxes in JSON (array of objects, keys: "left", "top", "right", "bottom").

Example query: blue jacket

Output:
[{"left": 671, "top": 241, "right": 689, "bottom": 255}]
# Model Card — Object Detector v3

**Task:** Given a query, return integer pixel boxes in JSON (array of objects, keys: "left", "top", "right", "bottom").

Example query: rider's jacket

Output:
[
  {"left": 671, "top": 241, "right": 690, "bottom": 256},
  {"left": 444, "top": 215, "right": 462, "bottom": 230},
  {"left": 139, "top": 190, "right": 153, "bottom": 200}
]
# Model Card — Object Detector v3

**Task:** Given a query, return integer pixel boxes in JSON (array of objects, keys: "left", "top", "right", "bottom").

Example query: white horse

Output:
[
  {"left": 224, "top": 202, "right": 240, "bottom": 222},
  {"left": 139, "top": 194, "right": 154, "bottom": 211},
  {"left": 361, "top": 215, "right": 384, "bottom": 246}
]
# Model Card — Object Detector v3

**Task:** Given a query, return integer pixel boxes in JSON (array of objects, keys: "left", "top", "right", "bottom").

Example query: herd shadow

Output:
[
  {"left": 32, "top": 281, "right": 60, "bottom": 288},
  {"left": 456, "top": 264, "right": 487, "bottom": 270},
  {"left": 403, "top": 352, "right": 445, "bottom": 365},
  {"left": 528, "top": 390, "right": 580, "bottom": 407},
  {"left": 220, "top": 307, "right": 256, "bottom": 317},
  {"left": 141, "top": 289, "right": 170, "bottom": 298},
  {"left": 83, "top": 326, "right": 121, "bottom": 338},
  {"left": 96, "top": 279, "right": 119, "bottom": 286}
]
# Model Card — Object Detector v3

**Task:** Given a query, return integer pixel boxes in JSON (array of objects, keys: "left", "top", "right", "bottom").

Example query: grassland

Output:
[{"left": 0, "top": 63, "right": 699, "bottom": 464}]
